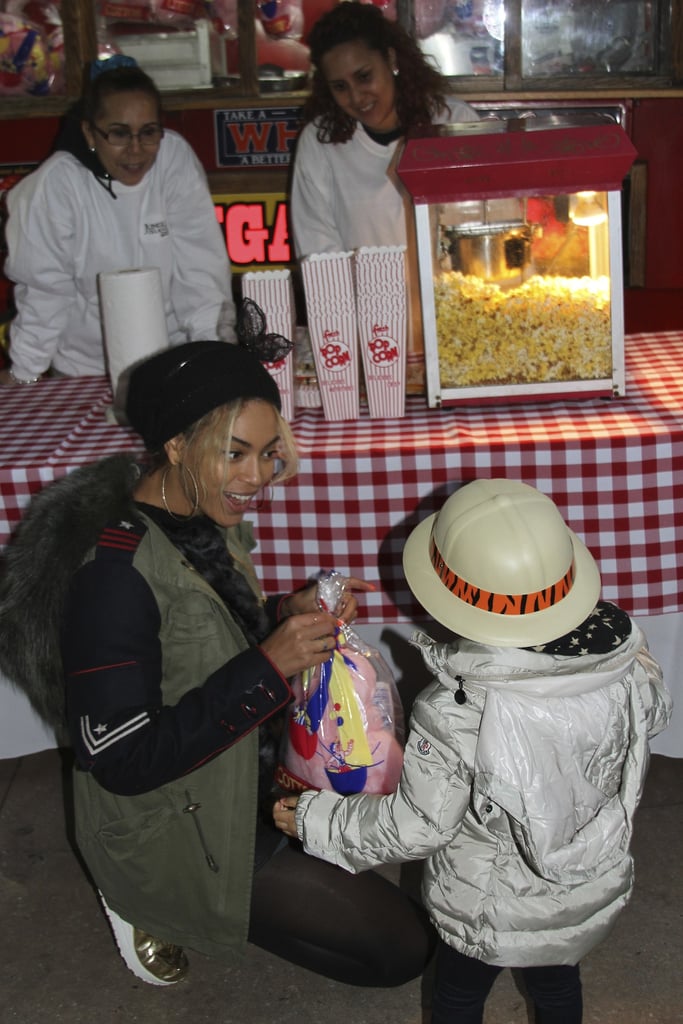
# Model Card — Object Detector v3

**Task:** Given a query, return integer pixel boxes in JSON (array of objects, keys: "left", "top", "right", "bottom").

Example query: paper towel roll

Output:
[{"left": 98, "top": 267, "right": 170, "bottom": 398}]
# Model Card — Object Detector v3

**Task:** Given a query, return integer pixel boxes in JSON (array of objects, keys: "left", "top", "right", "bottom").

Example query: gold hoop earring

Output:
[
  {"left": 161, "top": 467, "right": 181, "bottom": 521},
  {"left": 161, "top": 465, "right": 199, "bottom": 521},
  {"left": 180, "top": 464, "right": 200, "bottom": 516}
]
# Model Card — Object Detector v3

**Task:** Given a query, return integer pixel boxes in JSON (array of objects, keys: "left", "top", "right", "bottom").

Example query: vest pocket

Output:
[
  {"left": 165, "top": 593, "right": 220, "bottom": 642},
  {"left": 98, "top": 805, "right": 174, "bottom": 856}
]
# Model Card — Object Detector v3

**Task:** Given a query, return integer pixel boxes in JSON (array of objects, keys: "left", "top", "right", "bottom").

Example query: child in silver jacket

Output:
[{"left": 274, "top": 478, "right": 672, "bottom": 1024}]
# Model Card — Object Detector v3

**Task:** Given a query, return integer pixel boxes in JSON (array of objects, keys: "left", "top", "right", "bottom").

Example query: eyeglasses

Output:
[{"left": 91, "top": 124, "right": 164, "bottom": 148}]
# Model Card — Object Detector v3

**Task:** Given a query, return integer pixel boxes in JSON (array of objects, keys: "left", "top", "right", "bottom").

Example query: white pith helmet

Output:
[{"left": 402, "top": 478, "right": 601, "bottom": 647}]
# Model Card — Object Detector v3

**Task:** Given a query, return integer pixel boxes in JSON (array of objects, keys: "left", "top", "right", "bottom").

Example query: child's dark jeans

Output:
[{"left": 431, "top": 940, "right": 583, "bottom": 1024}]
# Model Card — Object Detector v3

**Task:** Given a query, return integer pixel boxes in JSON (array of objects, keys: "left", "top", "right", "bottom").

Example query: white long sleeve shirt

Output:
[
  {"left": 289, "top": 100, "right": 478, "bottom": 391},
  {"left": 5, "top": 130, "right": 235, "bottom": 380},
  {"left": 290, "top": 98, "right": 479, "bottom": 258}
]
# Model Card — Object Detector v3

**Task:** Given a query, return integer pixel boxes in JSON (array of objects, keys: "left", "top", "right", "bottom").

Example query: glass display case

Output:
[
  {"left": 0, "top": 0, "right": 679, "bottom": 104},
  {"left": 413, "top": 0, "right": 675, "bottom": 85},
  {"left": 397, "top": 117, "right": 637, "bottom": 406},
  {"left": 520, "top": 0, "right": 660, "bottom": 77}
]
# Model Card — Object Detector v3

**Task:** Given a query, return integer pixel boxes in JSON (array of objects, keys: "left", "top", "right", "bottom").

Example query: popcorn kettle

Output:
[{"left": 438, "top": 197, "right": 532, "bottom": 289}]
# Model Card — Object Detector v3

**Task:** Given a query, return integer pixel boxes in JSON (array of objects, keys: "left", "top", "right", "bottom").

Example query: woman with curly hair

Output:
[{"left": 289, "top": 1, "right": 477, "bottom": 389}]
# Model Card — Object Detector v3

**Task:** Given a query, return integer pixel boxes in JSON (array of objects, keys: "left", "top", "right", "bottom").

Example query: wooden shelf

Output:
[{"left": 0, "top": 0, "right": 680, "bottom": 120}]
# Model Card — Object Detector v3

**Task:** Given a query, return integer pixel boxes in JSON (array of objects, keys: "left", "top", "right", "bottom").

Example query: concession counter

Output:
[{"left": 1, "top": 330, "right": 681, "bottom": 759}]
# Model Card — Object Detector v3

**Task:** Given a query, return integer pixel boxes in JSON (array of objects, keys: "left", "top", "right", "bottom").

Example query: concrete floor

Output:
[{"left": 1, "top": 749, "right": 681, "bottom": 1024}]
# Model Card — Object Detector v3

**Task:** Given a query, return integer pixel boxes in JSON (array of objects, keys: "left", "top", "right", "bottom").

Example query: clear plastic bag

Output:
[{"left": 276, "top": 571, "right": 405, "bottom": 796}]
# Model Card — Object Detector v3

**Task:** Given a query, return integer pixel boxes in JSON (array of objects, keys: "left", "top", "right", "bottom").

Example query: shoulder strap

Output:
[{"left": 94, "top": 516, "right": 148, "bottom": 564}]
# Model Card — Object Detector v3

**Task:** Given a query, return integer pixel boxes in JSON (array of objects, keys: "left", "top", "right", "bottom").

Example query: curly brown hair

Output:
[{"left": 303, "top": 2, "right": 450, "bottom": 144}]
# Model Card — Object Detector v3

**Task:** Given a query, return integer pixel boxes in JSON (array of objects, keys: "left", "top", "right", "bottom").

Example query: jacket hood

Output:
[{"left": 411, "top": 623, "right": 645, "bottom": 699}]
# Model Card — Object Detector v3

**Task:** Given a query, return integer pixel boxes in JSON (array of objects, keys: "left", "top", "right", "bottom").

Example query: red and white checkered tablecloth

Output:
[
  {"left": 0, "top": 381, "right": 141, "bottom": 544},
  {"left": 2, "top": 331, "right": 682, "bottom": 622}
]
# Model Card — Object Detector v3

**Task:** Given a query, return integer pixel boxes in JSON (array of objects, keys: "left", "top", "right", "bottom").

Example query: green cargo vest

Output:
[{"left": 73, "top": 515, "right": 263, "bottom": 958}]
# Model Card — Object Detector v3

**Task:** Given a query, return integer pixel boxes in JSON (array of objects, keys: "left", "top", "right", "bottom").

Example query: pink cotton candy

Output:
[{"left": 277, "top": 638, "right": 405, "bottom": 797}]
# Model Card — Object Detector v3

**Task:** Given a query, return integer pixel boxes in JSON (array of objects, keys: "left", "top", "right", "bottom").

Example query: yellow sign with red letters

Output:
[{"left": 212, "top": 193, "right": 294, "bottom": 273}]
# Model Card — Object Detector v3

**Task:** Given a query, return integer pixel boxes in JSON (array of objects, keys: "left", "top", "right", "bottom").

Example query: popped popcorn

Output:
[{"left": 434, "top": 272, "right": 612, "bottom": 388}]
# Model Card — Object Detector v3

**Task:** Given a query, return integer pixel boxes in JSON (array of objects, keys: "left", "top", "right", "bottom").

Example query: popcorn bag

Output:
[
  {"left": 301, "top": 253, "right": 360, "bottom": 420},
  {"left": 277, "top": 572, "right": 405, "bottom": 796},
  {"left": 241, "top": 270, "right": 296, "bottom": 421},
  {"left": 354, "top": 245, "right": 407, "bottom": 418},
  {"left": 293, "top": 326, "right": 322, "bottom": 409}
]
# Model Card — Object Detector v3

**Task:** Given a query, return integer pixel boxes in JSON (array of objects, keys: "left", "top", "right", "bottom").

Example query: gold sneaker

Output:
[
  {"left": 134, "top": 929, "right": 189, "bottom": 984},
  {"left": 99, "top": 891, "right": 189, "bottom": 986}
]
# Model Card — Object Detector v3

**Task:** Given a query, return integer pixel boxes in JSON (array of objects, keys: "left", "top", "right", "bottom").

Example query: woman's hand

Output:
[
  {"left": 259, "top": 610, "right": 339, "bottom": 679},
  {"left": 273, "top": 796, "right": 300, "bottom": 839},
  {"left": 0, "top": 369, "right": 16, "bottom": 387},
  {"left": 281, "top": 577, "right": 376, "bottom": 625}
]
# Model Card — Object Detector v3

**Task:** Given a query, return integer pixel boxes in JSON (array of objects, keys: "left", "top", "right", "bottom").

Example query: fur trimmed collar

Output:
[{"left": 0, "top": 455, "right": 141, "bottom": 740}]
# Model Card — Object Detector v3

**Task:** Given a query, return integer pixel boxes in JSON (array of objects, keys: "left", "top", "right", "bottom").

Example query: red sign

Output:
[{"left": 213, "top": 193, "right": 293, "bottom": 271}]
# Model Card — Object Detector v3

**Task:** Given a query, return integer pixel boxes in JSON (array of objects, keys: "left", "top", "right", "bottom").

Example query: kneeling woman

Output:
[{"left": 0, "top": 342, "right": 434, "bottom": 986}]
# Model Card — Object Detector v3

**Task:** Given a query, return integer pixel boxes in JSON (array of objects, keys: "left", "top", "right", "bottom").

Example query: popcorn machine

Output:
[{"left": 397, "top": 118, "right": 637, "bottom": 407}]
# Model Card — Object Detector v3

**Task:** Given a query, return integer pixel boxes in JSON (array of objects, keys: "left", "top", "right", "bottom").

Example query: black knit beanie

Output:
[{"left": 125, "top": 341, "right": 282, "bottom": 451}]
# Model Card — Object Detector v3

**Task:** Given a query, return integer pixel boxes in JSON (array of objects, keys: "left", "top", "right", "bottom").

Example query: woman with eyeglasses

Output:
[{"left": 0, "top": 60, "right": 235, "bottom": 387}]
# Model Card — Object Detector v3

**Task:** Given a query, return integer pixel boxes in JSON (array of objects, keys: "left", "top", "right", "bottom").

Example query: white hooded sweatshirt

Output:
[{"left": 6, "top": 130, "right": 235, "bottom": 380}]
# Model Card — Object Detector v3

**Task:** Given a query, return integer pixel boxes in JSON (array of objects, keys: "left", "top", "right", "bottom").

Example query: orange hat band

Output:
[{"left": 429, "top": 534, "right": 576, "bottom": 616}]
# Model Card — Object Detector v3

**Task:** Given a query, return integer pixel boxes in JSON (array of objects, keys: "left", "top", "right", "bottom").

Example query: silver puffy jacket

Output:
[{"left": 296, "top": 623, "right": 672, "bottom": 967}]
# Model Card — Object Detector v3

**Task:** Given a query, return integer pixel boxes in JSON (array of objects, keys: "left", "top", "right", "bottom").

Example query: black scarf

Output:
[{"left": 135, "top": 503, "right": 270, "bottom": 645}]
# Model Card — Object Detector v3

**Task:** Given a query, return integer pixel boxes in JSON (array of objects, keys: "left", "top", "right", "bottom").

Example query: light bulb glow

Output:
[{"left": 569, "top": 191, "right": 608, "bottom": 227}]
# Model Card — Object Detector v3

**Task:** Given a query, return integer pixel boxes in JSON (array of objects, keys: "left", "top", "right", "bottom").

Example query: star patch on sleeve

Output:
[{"left": 80, "top": 712, "right": 150, "bottom": 755}]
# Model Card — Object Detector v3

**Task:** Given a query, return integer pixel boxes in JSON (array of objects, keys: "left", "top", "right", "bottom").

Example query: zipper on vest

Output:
[{"left": 183, "top": 791, "right": 219, "bottom": 873}]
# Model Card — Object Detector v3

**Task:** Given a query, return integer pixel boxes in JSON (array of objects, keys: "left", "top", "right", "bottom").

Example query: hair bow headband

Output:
[{"left": 236, "top": 298, "right": 294, "bottom": 364}]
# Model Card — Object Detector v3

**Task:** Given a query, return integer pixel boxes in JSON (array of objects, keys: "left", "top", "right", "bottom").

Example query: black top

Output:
[{"left": 362, "top": 124, "right": 404, "bottom": 146}]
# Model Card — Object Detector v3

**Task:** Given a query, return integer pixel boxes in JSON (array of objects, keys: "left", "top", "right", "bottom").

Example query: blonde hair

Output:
[{"left": 165, "top": 398, "right": 298, "bottom": 508}]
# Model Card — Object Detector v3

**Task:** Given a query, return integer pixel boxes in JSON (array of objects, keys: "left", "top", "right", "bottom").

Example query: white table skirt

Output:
[{"left": 1, "top": 612, "right": 679, "bottom": 761}]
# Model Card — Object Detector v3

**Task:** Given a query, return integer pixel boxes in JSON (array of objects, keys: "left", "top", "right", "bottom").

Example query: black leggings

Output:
[
  {"left": 248, "top": 839, "right": 436, "bottom": 987},
  {"left": 431, "top": 942, "right": 583, "bottom": 1024}
]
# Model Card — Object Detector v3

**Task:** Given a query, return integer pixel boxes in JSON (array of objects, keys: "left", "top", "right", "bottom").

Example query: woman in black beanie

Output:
[{"left": 0, "top": 340, "right": 434, "bottom": 988}]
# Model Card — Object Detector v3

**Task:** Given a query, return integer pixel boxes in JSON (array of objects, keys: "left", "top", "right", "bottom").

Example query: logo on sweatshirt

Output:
[
  {"left": 417, "top": 737, "right": 431, "bottom": 756},
  {"left": 144, "top": 220, "right": 169, "bottom": 237}
]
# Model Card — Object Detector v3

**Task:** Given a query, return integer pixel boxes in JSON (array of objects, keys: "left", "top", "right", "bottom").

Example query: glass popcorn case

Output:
[{"left": 397, "top": 118, "right": 637, "bottom": 407}]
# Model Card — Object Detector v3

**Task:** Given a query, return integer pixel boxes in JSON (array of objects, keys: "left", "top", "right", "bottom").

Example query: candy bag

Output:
[
  {"left": 276, "top": 571, "right": 404, "bottom": 796},
  {"left": 0, "top": 11, "right": 54, "bottom": 95}
]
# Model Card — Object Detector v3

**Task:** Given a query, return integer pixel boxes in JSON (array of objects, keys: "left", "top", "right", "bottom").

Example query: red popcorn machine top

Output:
[{"left": 397, "top": 118, "right": 637, "bottom": 407}]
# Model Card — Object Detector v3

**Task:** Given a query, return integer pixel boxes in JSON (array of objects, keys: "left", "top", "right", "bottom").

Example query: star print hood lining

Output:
[{"left": 411, "top": 601, "right": 641, "bottom": 700}]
